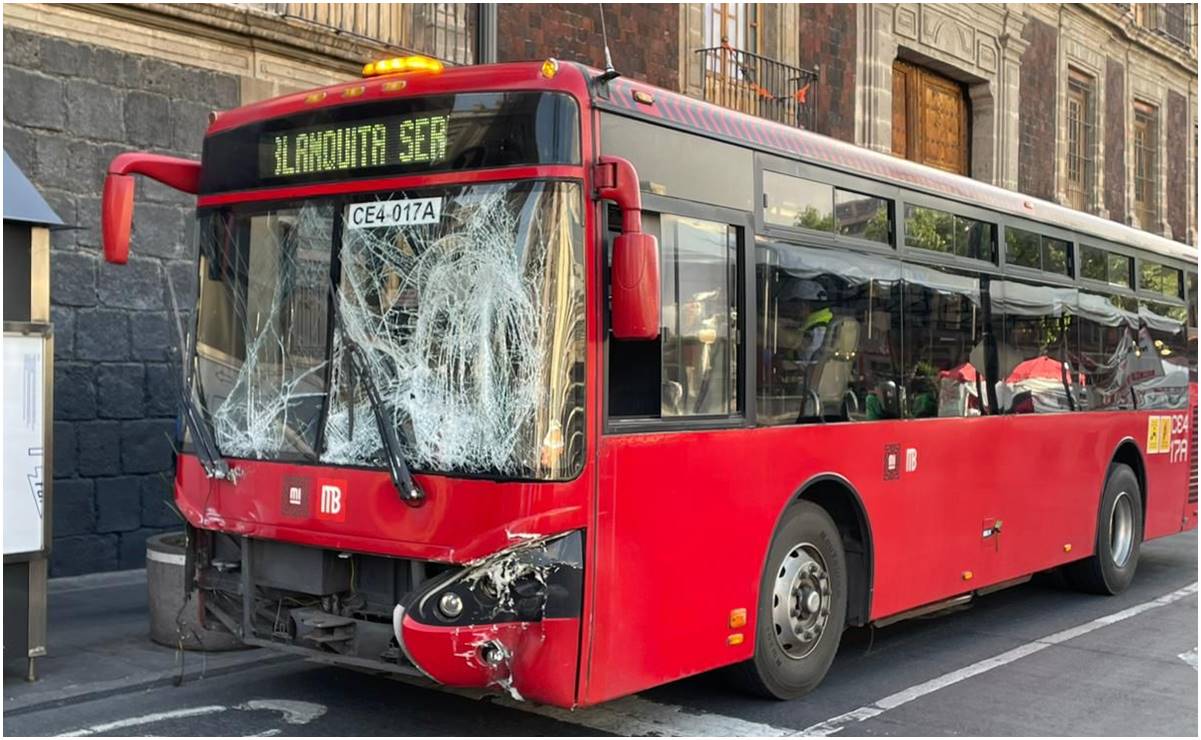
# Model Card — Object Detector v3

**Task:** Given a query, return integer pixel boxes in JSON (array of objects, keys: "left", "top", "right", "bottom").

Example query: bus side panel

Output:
[
  {"left": 583, "top": 420, "right": 986, "bottom": 705},
  {"left": 582, "top": 411, "right": 1191, "bottom": 705}
]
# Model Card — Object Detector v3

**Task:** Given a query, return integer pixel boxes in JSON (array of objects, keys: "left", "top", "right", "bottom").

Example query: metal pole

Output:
[{"left": 476, "top": 3, "right": 498, "bottom": 64}]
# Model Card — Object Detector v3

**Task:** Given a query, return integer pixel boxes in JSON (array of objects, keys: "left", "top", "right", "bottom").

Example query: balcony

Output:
[
  {"left": 250, "top": 3, "right": 477, "bottom": 64},
  {"left": 694, "top": 44, "right": 817, "bottom": 130}
]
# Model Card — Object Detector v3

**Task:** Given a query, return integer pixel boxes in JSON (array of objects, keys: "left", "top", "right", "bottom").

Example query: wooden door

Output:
[{"left": 892, "top": 60, "right": 969, "bottom": 175}]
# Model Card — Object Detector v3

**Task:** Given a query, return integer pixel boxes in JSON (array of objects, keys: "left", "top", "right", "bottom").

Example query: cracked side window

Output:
[
  {"left": 324, "top": 180, "right": 586, "bottom": 480},
  {"left": 195, "top": 202, "right": 334, "bottom": 460}
]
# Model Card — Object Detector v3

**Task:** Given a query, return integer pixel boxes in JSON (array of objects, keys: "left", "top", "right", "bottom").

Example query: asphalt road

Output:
[{"left": 5, "top": 529, "right": 1196, "bottom": 736}]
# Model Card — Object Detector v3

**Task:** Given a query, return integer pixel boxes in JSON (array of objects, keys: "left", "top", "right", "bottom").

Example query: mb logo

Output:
[{"left": 316, "top": 479, "right": 348, "bottom": 522}]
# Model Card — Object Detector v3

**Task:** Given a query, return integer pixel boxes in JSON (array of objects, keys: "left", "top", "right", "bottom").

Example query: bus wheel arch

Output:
[
  {"left": 1110, "top": 438, "right": 1147, "bottom": 536},
  {"left": 794, "top": 475, "right": 874, "bottom": 627}
]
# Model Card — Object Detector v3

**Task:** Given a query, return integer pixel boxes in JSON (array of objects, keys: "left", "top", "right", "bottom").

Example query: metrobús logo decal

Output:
[{"left": 316, "top": 479, "right": 349, "bottom": 522}]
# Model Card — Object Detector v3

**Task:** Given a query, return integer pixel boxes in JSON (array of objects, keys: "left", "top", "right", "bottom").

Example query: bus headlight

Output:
[
  {"left": 405, "top": 530, "right": 583, "bottom": 627},
  {"left": 438, "top": 592, "right": 464, "bottom": 619}
]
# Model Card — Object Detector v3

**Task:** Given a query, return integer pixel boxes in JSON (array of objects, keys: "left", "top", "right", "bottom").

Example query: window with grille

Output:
[
  {"left": 1134, "top": 102, "right": 1159, "bottom": 231},
  {"left": 1065, "top": 70, "right": 1095, "bottom": 212},
  {"left": 254, "top": 4, "right": 477, "bottom": 65},
  {"left": 1133, "top": 4, "right": 1194, "bottom": 49}
]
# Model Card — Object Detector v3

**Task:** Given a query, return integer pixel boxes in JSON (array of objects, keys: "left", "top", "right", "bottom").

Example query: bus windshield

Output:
[{"left": 193, "top": 180, "right": 586, "bottom": 480}]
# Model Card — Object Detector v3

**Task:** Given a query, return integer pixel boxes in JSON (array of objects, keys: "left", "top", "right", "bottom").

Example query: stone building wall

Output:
[
  {"left": 1017, "top": 17, "right": 1058, "bottom": 202},
  {"left": 798, "top": 3, "right": 857, "bottom": 142},
  {"left": 1104, "top": 56, "right": 1127, "bottom": 223},
  {"left": 4, "top": 26, "right": 239, "bottom": 574},
  {"left": 497, "top": 4, "right": 679, "bottom": 91}
]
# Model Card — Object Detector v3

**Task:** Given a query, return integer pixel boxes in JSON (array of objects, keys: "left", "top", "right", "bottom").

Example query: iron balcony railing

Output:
[
  {"left": 695, "top": 44, "right": 817, "bottom": 130},
  {"left": 250, "top": 3, "right": 478, "bottom": 65}
]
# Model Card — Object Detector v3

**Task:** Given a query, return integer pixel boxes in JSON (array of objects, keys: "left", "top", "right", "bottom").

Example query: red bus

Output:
[{"left": 100, "top": 57, "right": 1198, "bottom": 707}]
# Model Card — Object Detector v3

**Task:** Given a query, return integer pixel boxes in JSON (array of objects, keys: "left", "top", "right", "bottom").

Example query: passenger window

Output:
[
  {"left": 607, "top": 211, "right": 741, "bottom": 421},
  {"left": 988, "top": 280, "right": 1080, "bottom": 414},
  {"left": 901, "top": 263, "right": 989, "bottom": 418},
  {"left": 904, "top": 205, "right": 994, "bottom": 261},
  {"left": 1075, "top": 292, "right": 1139, "bottom": 410},
  {"left": 1108, "top": 253, "right": 1133, "bottom": 288},
  {"left": 660, "top": 215, "right": 739, "bottom": 417},
  {"left": 763, "top": 171, "right": 893, "bottom": 245},
  {"left": 1080, "top": 246, "right": 1107, "bottom": 281},
  {"left": 1140, "top": 261, "right": 1183, "bottom": 299},
  {"left": 1136, "top": 300, "right": 1189, "bottom": 410},
  {"left": 764, "top": 171, "right": 833, "bottom": 230},
  {"left": 835, "top": 190, "right": 891, "bottom": 244},
  {"left": 1004, "top": 228, "right": 1072, "bottom": 275},
  {"left": 756, "top": 243, "right": 902, "bottom": 424}
]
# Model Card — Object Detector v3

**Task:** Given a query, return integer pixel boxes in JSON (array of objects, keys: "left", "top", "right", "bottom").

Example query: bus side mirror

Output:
[
  {"left": 101, "top": 153, "right": 203, "bottom": 265},
  {"left": 102, "top": 174, "right": 136, "bottom": 265},
  {"left": 611, "top": 231, "right": 660, "bottom": 340},
  {"left": 595, "top": 155, "right": 660, "bottom": 340}
]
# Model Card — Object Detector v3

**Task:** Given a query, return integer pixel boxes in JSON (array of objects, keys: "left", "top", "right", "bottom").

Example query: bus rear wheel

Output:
[
  {"left": 733, "top": 500, "right": 847, "bottom": 700},
  {"left": 1064, "top": 463, "right": 1143, "bottom": 595}
]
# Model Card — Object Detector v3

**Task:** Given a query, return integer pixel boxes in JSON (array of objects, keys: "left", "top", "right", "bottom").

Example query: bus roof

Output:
[{"left": 590, "top": 68, "right": 1198, "bottom": 268}]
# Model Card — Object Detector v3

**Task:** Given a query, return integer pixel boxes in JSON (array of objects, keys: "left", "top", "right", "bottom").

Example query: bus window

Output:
[
  {"left": 660, "top": 215, "right": 739, "bottom": 417},
  {"left": 1135, "top": 300, "right": 1189, "bottom": 410},
  {"left": 900, "top": 263, "right": 987, "bottom": 418},
  {"left": 608, "top": 212, "right": 741, "bottom": 421},
  {"left": 756, "top": 243, "right": 902, "bottom": 424},
  {"left": 904, "top": 205, "right": 994, "bottom": 262},
  {"left": 1075, "top": 292, "right": 1138, "bottom": 411},
  {"left": 763, "top": 171, "right": 891, "bottom": 245},
  {"left": 1004, "top": 227, "right": 1072, "bottom": 276},
  {"left": 987, "top": 280, "right": 1080, "bottom": 414},
  {"left": 1139, "top": 260, "right": 1184, "bottom": 299}
]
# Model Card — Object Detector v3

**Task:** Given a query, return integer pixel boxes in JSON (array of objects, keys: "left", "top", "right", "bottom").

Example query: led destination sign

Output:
[
  {"left": 264, "top": 114, "right": 450, "bottom": 178},
  {"left": 203, "top": 92, "right": 581, "bottom": 193}
]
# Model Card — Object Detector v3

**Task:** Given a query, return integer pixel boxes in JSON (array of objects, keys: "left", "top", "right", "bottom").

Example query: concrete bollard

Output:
[{"left": 146, "top": 532, "right": 245, "bottom": 651}]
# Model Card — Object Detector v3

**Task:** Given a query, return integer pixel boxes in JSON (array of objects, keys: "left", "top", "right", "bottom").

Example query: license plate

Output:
[{"left": 347, "top": 197, "right": 442, "bottom": 229}]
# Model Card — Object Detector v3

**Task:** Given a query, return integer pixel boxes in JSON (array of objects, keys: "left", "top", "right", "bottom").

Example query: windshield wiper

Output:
[
  {"left": 166, "top": 275, "right": 232, "bottom": 481},
  {"left": 329, "top": 285, "right": 425, "bottom": 507},
  {"left": 180, "top": 380, "right": 232, "bottom": 480}
]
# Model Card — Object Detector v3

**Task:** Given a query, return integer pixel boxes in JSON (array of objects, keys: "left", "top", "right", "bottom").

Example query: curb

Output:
[{"left": 4, "top": 651, "right": 298, "bottom": 715}]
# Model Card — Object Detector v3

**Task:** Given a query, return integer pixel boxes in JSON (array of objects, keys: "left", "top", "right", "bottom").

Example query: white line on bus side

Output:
[{"left": 801, "top": 581, "right": 1199, "bottom": 736}]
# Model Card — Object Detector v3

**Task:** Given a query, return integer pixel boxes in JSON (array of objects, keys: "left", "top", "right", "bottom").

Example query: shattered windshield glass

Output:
[
  {"left": 193, "top": 180, "right": 586, "bottom": 480},
  {"left": 195, "top": 202, "right": 333, "bottom": 461}
]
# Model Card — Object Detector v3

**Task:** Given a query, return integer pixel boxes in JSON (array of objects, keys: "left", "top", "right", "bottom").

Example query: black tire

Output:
[
  {"left": 1064, "top": 463, "right": 1143, "bottom": 595},
  {"left": 732, "top": 500, "right": 847, "bottom": 700}
]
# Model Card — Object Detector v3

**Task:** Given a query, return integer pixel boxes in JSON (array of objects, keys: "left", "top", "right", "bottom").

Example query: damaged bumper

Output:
[{"left": 393, "top": 531, "right": 583, "bottom": 705}]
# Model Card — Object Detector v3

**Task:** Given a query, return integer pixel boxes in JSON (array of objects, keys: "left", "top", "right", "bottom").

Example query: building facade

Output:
[{"left": 2, "top": 3, "right": 1196, "bottom": 574}]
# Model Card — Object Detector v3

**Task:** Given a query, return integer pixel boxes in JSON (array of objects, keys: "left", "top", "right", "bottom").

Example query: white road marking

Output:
[
  {"left": 237, "top": 699, "right": 327, "bottom": 725},
  {"left": 802, "top": 581, "right": 1199, "bottom": 736},
  {"left": 1179, "top": 646, "right": 1198, "bottom": 670},
  {"left": 56, "top": 699, "right": 327, "bottom": 737},
  {"left": 57, "top": 705, "right": 227, "bottom": 736}
]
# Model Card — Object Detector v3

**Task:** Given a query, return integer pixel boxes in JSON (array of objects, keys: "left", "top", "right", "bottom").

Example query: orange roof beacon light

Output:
[
  {"left": 540, "top": 58, "right": 560, "bottom": 79},
  {"left": 362, "top": 55, "right": 445, "bottom": 78}
]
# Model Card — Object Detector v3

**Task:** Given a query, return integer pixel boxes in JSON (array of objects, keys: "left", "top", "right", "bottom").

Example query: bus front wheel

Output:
[
  {"left": 734, "top": 500, "right": 847, "bottom": 700},
  {"left": 1065, "top": 462, "right": 1143, "bottom": 595}
]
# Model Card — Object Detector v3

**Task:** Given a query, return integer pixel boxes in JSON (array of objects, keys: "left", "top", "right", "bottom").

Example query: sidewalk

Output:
[{"left": 3, "top": 569, "right": 285, "bottom": 714}]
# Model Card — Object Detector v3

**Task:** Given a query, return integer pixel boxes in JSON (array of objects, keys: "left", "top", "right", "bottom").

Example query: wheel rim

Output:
[
  {"left": 1109, "top": 491, "right": 1135, "bottom": 568},
  {"left": 771, "top": 542, "right": 831, "bottom": 660}
]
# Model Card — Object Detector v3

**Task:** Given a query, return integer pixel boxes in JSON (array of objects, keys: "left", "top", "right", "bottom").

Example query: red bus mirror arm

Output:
[
  {"left": 594, "top": 155, "right": 660, "bottom": 341},
  {"left": 102, "top": 153, "right": 201, "bottom": 265}
]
